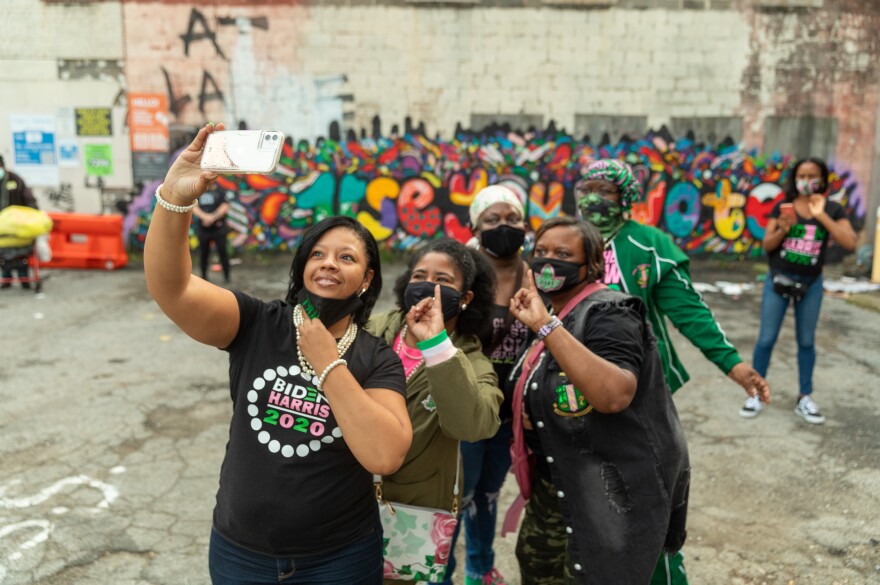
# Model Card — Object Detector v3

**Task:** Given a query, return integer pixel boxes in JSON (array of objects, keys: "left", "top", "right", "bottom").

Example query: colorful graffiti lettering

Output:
[{"left": 125, "top": 123, "right": 865, "bottom": 256}]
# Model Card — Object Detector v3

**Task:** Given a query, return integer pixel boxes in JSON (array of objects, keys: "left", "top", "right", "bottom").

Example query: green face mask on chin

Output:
[{"left": 577, "top": 192, "right": 625, "bottom": 238}]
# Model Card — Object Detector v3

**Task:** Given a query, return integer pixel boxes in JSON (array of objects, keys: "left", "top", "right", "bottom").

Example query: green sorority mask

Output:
[{"left": 577, "top": 192, "right": 625, "bottom": 237}]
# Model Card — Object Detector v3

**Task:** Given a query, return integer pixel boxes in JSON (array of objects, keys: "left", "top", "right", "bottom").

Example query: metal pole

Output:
[{"left": 872, "top": 206, "right": 880, "bottom": 283}]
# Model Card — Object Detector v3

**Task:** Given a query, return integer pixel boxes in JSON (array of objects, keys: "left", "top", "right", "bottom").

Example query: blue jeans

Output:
[
  {"left": 444, "top": 422, "right": 513, "bottom": 583},
  {"left": 209, "top": 527, "right": 383, "bottom": 585},
  {"left": 752, "top": 273, "right": 824, "bottom": 395}
]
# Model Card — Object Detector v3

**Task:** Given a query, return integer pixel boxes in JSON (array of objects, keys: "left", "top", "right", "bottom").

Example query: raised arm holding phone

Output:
[{"left": 144, "top": 123, "right": 412, "bottom": 585}]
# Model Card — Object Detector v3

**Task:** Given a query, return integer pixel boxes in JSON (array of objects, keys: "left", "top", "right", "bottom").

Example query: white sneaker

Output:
[
  {"left": 795, "top": 395, "right": 825, "bottom": 424},
  {"left": 739, "top": 395, "right": 763, "bottom": 418}
]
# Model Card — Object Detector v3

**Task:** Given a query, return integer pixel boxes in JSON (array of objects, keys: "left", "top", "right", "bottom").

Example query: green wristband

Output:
[{"left": 416, "top": 329, "right": 449, "bottom": 351}]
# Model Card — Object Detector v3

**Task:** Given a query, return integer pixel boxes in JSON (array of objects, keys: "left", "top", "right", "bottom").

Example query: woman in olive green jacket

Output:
[{"left": 367, "top": 239, "right": 503, "bottom": 535}]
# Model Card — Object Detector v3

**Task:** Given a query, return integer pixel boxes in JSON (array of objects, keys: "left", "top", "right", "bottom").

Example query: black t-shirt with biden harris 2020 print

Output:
[{"left": 213, "top": 291, "right": 406, "bottom": 556}]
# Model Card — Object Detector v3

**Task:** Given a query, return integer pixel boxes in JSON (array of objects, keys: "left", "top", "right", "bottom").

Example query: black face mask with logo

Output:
[
  {"left": 530, "top": 258, "right": 586, "bottom": 297},
  {"left": 480, "top": 225, "right": 526, "bottom": 258},
  {"left": 296, "top": 287, "right": 363, "bottom": 327},
  {"left": 403, "top": 281, "right": 462, "bottom": 321}
]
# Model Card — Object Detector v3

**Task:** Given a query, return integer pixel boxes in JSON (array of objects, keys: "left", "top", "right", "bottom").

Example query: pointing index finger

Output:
[{"left": 525, "top": 269, "right": 537, "bottom": 292}]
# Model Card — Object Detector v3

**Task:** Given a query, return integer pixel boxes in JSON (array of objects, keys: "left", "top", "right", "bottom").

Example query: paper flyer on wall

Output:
[
  {"left": 84, "top": 144, "right": 113, "bottom": 176},
  {"left": 9, "top": 114, "right": 59, "bottom": 186},
  {"left": 58, "top": 139, "right": 80, "bottom": 168}
]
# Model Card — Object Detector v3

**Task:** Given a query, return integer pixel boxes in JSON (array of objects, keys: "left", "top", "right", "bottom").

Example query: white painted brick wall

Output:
[
  {"left": 0, "top": 0, "right": 839, "bottom": 145},
  {"left": 2, "top": 0, "right": 123, "bottom": 59},
  {"left": 0, "top": 1, "right": 768, "bottom": 146},
  {"left": 1, "top": 0, "right": 876, "bottom": 214},
  {"left": 335, "top": 5, "right": 748, "bottom": 133},
  {"left": 1, "top": 0, "right": 126, "bottom": 211}
]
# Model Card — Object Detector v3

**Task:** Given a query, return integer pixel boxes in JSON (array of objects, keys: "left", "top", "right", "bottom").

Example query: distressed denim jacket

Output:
[{"left": 522, "top": 290, "right": 690, "bottom": 584}]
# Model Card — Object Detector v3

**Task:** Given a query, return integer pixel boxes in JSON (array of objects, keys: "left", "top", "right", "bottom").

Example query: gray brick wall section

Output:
[
  {"left": 32, "top": 0, "right": 826, "bottom": 8},
  {"left": 302, "top": 0, "right": 819, "bottom": 8}
]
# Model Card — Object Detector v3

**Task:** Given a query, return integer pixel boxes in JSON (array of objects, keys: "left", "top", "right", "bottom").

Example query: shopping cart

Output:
[{"left": 0, "top": 244, "right": 42, "bottom": 292}]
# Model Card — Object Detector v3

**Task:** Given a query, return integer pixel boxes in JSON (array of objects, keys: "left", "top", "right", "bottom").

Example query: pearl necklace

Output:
[
  {"left": 395, "top": 324, "right": 425, "bottom": 383},
  {"left": 292, "top": 305, "right": 358, "bottom": 378}
]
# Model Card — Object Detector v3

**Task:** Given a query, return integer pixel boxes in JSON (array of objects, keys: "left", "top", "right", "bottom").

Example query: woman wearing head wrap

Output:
[
  {"left": 442, "top": 185, "right": 530, "bottom": 585},
  {"left": 575, "top": 158, "right": 771, "bottom": 585}
]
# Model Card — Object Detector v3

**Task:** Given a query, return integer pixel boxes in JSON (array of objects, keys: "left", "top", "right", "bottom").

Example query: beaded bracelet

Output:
[
  {"left": 316, "top": 358, "right": 347, "bottom": 391},
  {"left": 155, "top": 183, "right": 199, "bottom": 213},
  {"left": 536, "top": 316, "right": 562, "bottom": 340}
]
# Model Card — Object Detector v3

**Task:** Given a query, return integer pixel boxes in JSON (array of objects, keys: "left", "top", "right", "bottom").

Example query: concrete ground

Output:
[{"left": 0, "top": 254, "right": 878, "bottom": 585}]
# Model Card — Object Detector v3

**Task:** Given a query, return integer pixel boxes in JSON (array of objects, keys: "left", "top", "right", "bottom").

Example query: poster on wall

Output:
[
  {"left": 75, "top": 108, "right": 113, "bottom": 136},
  {"left": 132, "top": 151, "right": 169, "bottom": 182},
  {"left": 84, "top": 143, "right": 113, "bottom": 176},
  {"left": 128, "top": 93, "right": 170, "bottom": 183},
  {"left": 58, "top": 138, "right": 80, "bottom": 168},
  {"left": 9, "top": 114, "right": 59, "bottom": 186},
  {"left": 128, "top": 93, "right": 169, "bottom": 153},
  {"left": 56, "top": 108, "right": 77, "bottom": 138}
]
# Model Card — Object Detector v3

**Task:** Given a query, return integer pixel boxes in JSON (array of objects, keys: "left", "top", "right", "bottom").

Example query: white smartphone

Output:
[{"left": 200, "top": 130, "right": 285, "bottom": 174}]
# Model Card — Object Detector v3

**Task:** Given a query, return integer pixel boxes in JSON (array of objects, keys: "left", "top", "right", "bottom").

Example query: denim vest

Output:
[{"left": 524, "top": 290, "right": 690, "bottom": 584}]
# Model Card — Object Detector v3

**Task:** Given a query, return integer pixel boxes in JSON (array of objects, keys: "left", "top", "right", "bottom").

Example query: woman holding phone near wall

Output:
[
  {"left": 144, "top": 123, "right": 413, "bottom": 584},
  {"left": 743, "top": 157, "right": 857, "bottom": 423}
]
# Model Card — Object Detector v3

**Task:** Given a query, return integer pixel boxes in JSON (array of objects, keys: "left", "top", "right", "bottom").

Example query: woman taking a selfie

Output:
[
  {"left": 144, "top": 123, "right": 412, "bottom": 585},
  {"left": 506, "top": 217, "right": 689, "bottom": 585},
  {"left": 367, "top": 239, "right": 503, "bottom": 584},
  {"left": 745, "top": 157, "right": 857, "bottom": 423}
]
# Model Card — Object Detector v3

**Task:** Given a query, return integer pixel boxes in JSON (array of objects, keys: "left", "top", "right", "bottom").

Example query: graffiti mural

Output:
[{"left": 125, "top": 123, "right": 866, "bottom": 256}]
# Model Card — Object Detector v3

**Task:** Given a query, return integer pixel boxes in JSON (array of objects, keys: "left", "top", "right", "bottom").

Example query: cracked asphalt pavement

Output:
[{"left": 1, "top": 256, "right": 878, "bottom": 584}]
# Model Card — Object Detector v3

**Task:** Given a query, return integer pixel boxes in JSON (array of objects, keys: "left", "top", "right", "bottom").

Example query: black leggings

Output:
[{"left": 198, "top": 230, "right": 230, "bottom": 281}]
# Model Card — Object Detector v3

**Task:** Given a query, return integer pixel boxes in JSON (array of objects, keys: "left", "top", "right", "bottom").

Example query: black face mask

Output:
[
  {"left": 530, "top": 258, "right": 586, "bottom": 297},
  {"left": 480, "top": 225, "right": 526, "bottom": 258},
  {"left": 403, "top": 281, "right": 462, "bottom": 321},
  {"left": 296, "top": 287, "right": 363, "bottom": 327}
]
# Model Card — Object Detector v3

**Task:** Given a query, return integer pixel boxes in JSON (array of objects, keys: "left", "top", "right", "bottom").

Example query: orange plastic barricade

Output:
[{"left": 43, "top": 213, "right": 128, "bottom": 270}]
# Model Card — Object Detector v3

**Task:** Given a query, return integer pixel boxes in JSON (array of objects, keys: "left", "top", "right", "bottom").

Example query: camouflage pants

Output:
[
  {"left": 516, "top": 476, "right": 690, "bottom": 585},
  {"left": 515, "top": 476, "right": 571, "bottom": 585}
]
